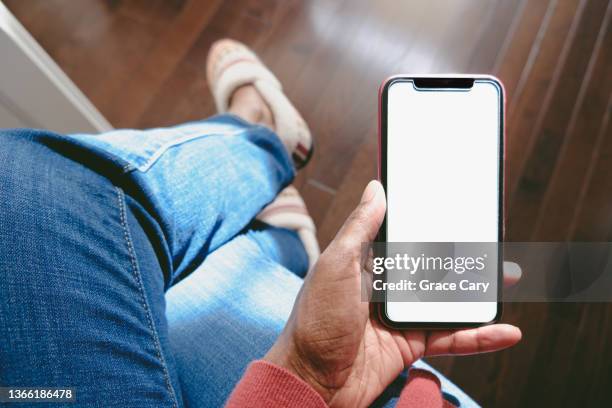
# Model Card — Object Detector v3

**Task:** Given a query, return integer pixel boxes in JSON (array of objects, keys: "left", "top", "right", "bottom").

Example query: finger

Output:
[
  {"left": 503, "top": 261, "right": 522, "bottom": 287},
  {"left": 332, "top": 180, "right": 386, "bottom": 248},
  {"left": 424, "top": 324, "right": 521, "bottom": 356}
]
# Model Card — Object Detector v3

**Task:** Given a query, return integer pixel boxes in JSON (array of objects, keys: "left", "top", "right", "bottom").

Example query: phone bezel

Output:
[{"left": 376, "top": 75, "right": 505, "bottom": 329}]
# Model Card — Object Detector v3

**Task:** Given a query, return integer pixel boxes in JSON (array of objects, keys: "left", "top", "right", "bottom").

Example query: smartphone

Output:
[{"left": 377, "top": 75, "right": 504, "bottom": 329}]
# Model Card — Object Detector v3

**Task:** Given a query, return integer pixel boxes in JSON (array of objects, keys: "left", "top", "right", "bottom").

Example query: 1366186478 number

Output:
[{"left": 0, "top": 387, "right": 75, "bottom": 403}]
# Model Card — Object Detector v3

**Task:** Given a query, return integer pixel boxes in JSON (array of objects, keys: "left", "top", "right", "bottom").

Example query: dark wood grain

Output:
[
  {"left": 5, "top": 0, "right": 612, "bottom": 406},
  {"left": 508, "top": 0, "right": 604, "bottom": 240}
]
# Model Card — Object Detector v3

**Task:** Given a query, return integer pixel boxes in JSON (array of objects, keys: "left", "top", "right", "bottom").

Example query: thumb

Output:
[{"left": 333, "top": 180, "right": 386, "bottom": 248}]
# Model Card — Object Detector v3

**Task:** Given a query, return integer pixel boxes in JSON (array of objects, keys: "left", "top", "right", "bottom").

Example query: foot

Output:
[
  {"left": 228, "top": 84, "right": 276, "bottom": 131},
  {"left": 207, "top": 40, "right": 275, "bottom": 130},
  {"left": 206, "top": 38, "right": 313, "bottom": 169}
]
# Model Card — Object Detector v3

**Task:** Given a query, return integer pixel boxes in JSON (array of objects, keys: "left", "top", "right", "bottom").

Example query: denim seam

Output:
[
  {"left": 115, "top": 186, "right": 179, "bottom": 408},
  {"left": 135, "top": 130, "right": 247, "bottom": 172}
]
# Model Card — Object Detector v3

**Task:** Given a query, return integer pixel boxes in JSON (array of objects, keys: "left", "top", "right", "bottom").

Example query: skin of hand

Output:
[{"left": 264, "top": 180, "right": 522, "bottom": 407}]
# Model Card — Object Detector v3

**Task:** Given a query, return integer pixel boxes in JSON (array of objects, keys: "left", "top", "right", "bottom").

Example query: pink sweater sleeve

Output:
[
  {"left": 225, "top": 360, "right": 327, "bottom": 408},
  {"left": 395, "top": 368, "right": 456, "bottom": 408},
  {"left": 226, "top": 361, "right": 455, "bottom": 408}
]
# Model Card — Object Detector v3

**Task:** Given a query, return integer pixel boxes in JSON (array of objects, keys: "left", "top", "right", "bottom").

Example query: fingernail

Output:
[{"left": 361, "top": 180, "right": 378, "bottom": 204}]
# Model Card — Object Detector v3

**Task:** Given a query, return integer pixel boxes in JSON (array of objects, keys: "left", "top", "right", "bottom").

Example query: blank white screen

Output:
[{"left": 386, "top": 79, "right": 500, "bottom": 323}]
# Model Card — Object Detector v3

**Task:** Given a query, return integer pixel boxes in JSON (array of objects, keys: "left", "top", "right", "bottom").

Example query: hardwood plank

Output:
[
  {"left": 507, "top": 0, "right": 608, "bottom": 241},
  {"left": 318, "top": 124, "right": 378, "bottom": 247},
  {"left": 505, "top": 0, "right": 583, "bottom": 201},
  {"left": 136, "top": 0, "right": 298, "bottom": 126},
  {"left": 495, "top": 0, "right": 552, "bottom": 104},
  {"left": 570, "top": 94, "right": 612, "bottom": 241},
  {"left": 467, "top": 0, "right": 524, "bottom": 72},
  {"left": 104, "top": 0, "right": 223, "bottom": 127},
  {"left": 114, "top": 0, "right": 185, "bottom": 26},
  {"left": 532, "top": 3, "right": 612, "bottom": 240}
]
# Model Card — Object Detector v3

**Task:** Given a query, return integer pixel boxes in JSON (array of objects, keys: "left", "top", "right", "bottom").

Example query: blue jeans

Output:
[{"left": 0, "top": 115, "right": 478, "bottom": 407}]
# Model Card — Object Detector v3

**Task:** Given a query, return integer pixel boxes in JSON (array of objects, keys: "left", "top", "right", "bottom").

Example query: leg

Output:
[
  {"left": 165, "top": 224, "right": 307, "bottom": 407},
  {"left": 165, "top": 225, "right": 478, "bottom": 408},
  {"left": 66, "top": 113, "right": 294, "bottom": 283},
  {"left": 0, "top": 132, "right": 181, "bottom": 407},
  {"left": 49, "top": 39, "right": 314, "bottom": 284}
]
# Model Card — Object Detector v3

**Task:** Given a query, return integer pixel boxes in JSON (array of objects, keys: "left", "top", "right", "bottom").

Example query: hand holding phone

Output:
[{"left": 264, "top": 181, "right": 521, "bottom": 407}]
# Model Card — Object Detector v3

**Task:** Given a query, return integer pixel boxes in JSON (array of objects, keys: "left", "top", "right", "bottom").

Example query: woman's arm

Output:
[
  {"left": 226, "top": 361, "right": 453, "bottom": 408},
  {"left": 227, "top": 181, "right": 520, "bottom": 407}
]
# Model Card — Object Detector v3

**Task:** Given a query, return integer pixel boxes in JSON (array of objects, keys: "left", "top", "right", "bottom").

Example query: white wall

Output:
[{"left": 0, "top": 2, "right": 112, "bottom": 133}]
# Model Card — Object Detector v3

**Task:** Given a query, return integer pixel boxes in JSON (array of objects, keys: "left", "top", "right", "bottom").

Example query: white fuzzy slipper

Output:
[
  {"left": 207, "top": 39, "right": 313, "bottom": 168},
  {"left": 256, "top": 186, "right": 320, "bottom": 269}
]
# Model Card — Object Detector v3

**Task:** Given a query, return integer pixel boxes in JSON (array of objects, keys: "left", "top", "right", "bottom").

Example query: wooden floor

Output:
[{"left": 6, "top": 0, "right": 612, "bottom": 406}]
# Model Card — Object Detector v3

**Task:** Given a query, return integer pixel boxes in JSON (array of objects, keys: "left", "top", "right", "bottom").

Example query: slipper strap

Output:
[{"left": 213, "top": 58, "right": 281, "bottom": 112}]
